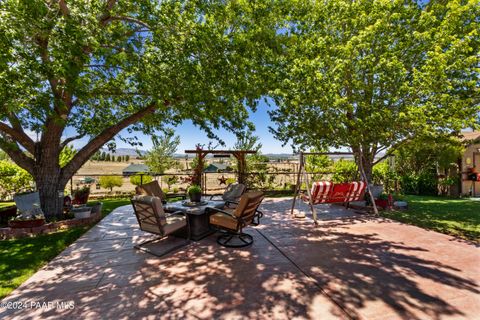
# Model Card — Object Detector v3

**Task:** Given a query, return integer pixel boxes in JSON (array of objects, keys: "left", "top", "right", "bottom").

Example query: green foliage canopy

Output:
[
  {"left": 0, "top": 0, "right": 280, "bottom": 215},
  {"left": 269, "top": 0, "right": 479, "bottom": 178}
]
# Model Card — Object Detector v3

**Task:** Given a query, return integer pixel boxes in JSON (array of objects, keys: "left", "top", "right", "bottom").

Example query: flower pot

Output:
[
  {"left": 72, "top": 207, "right": 92, "bottom": 219},
  {"left": 375, "top": 199, "right": 389, "bottom": 209},
  {"left": 9, "top": 219, "right": 45, "bottom": 228},
  {"left": 189, "top": 192, "right": 202, "bottom": 202},
  {"left": 89, "top": 202, "right": 103, "bottom": 216},
  {"left": 0, "top": 206, "right": 17, "bottom": 224}
]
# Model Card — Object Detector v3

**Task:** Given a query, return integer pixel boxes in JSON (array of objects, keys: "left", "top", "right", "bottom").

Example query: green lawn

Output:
[
  {"left": 381, "top": 195, "right": 480, "bottom": 241},
  {"left": 0, "top": 202, "right": 14, "bottom": 209},
  {"left": 0, "top": 198, "right": 130, "bottom": 299}
]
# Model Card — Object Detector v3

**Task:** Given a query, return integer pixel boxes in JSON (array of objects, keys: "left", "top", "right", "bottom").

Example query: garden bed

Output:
[{"left": 0, "top": 210, "right": 102, "bottom": 240}]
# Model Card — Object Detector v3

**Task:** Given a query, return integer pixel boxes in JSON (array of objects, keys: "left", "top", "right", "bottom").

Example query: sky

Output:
[{"left": 69, "top": 99, "right": 294, "bottom": 154}]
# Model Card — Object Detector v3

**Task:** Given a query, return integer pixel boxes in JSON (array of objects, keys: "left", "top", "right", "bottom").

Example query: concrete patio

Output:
[{"left": 0, "top": 198, "right": 479, "bottom": 320}]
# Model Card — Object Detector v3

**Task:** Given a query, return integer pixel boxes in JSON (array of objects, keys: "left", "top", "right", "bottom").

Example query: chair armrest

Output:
[
  {"left": 225, "top": 200, "right": 239, "bottom": 208},
  {"left": 206, "top": 207, "right": 237, "bottom": 219}
]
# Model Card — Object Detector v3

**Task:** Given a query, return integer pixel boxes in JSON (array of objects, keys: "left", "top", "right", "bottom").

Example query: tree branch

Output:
[
  {"left": 0, "top": 138, "right": 35, "bottom": 174},
  {"left": 61, "top": 102, "right": 159, "bottom": 177},
  {"left": 58, "top": 0, "right": 70, "bottom": 16},
  {"left": 102, "top": 16, "right": 151, "bottom": 29},
  {"left": 0, "top": 122, "right": 35, "bottom": 154},
  {"left": 61, "top": 133, "right": 86, "bottom": 149}
]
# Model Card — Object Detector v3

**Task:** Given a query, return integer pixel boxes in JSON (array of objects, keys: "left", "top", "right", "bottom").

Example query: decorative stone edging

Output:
[{"left": 0, "top": 211, "right": 102, "bottom": 240}]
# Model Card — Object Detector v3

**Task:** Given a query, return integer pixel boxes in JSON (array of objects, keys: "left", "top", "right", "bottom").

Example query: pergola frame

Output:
[{"left": 185, "top": 149, "right": 257, "bottom": 191}]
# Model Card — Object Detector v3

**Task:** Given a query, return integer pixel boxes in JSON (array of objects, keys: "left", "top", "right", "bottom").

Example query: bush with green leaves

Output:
[
  {"left": 331, "top": 160, "right": 359, "bottom": 183},
  {"left": 99, "top": 176, "right": 123, "bottom": 192},
  {"left": 164, "top": 175, "right": 179, "bottom": 190},
  {"left": 129, "top": 174, "right": 153, "bottom": 186},
  {"left": 372, "top": 161, "right": 398, "bottom": 192},
  {"left": 0, "top": 160, "right": 33, "bottom": 199}
]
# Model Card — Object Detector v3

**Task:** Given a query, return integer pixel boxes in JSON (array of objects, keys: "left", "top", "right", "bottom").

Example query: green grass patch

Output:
[
  {"left": 0, "top": 198, "right": 130, "bottom": 299},
  {"left": 0, "top": 202, "right": 14, "bottom": 209},
  {"left": 381, "top": 195, "right": 480, "bottom": 241}
]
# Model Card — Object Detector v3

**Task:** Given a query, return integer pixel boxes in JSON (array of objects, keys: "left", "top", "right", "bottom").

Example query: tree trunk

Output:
[
  {"left": 353, "top": 147, "right": 379, "bottom": 214},
  {"left": 35, "top": 173, "right": 67, "bottom": 219}
]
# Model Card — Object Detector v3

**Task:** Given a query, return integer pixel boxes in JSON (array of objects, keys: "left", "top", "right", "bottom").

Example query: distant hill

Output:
[{"left": 98, "top": 148, "right": 146, "bottom": 157}]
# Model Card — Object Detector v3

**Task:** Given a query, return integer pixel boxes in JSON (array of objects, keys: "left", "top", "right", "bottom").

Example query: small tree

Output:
[
  {"left": 164, "top": 175, "right": 179, "bottom": 190},
  {"left": 99, "top": 176, "right": 123, "bottom": 192},
  {"left": 144, "top": 131, "right": 180, "bottom": 174},
  {"left": 125, "top": 155, "right": 130, "bottom": 162},
  {"left": 105, "top": 154, "right": 111, "bottom": 162},
  {"left": 130, "top": 174, "right": 153, "bottom": 186},
  {"left": 117, "top": 156, "right": 122, "bottom": 162}
]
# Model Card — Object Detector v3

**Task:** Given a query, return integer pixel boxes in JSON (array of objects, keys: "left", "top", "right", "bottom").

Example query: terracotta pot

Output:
[{"left": 9, "top": 219, "right": 45, "bottom": 228}]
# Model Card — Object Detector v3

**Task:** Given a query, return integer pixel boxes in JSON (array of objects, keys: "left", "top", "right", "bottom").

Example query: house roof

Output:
[
  {"left": 122, "top": 163, "right": 150, "bottom": 174},
  {"left": 204, "top": 163, "right": 229, "bottom": 172},
  {"left": 460, "top": 131, "right": 480, "bottom": 143}
]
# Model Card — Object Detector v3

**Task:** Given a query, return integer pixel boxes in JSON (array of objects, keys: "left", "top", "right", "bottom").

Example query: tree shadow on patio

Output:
[{"left": 258, "top": 198, "right": 479, "bottom": 319}]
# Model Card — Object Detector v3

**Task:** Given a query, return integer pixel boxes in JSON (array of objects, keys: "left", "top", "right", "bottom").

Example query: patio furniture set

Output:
[{"left": 131, "top": 181, "right": 265, "bottom": 256}]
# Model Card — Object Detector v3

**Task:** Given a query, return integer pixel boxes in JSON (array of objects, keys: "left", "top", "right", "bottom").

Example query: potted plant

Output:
[
  {"left": 9, "top": 205, "right": 46, "bottom": 228},
  {"left": 375, "top": 193, "right": 391, "bottom": 209},
  {"left": 88, "top": 202, "right": 103, "bottom": 216},
  {"left": 72, "top": 206, "right": 92, "bottom": 219},
  {"left": 72, "top": 186, "right": 90, "bottom": 205},
  {"left": 187, "top": 185, "right": 202, "bottom": 202}
]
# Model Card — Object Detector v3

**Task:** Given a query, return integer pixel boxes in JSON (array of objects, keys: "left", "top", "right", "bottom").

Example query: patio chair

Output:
[
  {"left": 135, "top": 180, "right": 166, "bottom": 203},
  {"left": 209, "top": 183, "right": 246, "bottom": 203},
  {"left": 13, "top": 191, "right": 42, "bottom": 214},
  {"left": 208, "top": 191, "right": 264, "bottom": 248},
  {"left": 131, "top": 195, "right": 190, "bottom": 257}
]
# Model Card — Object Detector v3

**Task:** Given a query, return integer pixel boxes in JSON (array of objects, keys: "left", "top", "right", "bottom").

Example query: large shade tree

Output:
[
  {"left": 270, "top": 0, "right": 479, "bottom": 183},
  {"left": 0, "top": 0, "right": 279, "bottom": 217}
]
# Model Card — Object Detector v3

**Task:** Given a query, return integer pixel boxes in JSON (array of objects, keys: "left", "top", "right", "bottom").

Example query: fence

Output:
[{"left": 0, "top": 171, "right": 336, "bottom": 201}]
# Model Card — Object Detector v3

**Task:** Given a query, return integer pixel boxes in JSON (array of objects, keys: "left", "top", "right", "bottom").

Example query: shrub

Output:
[{"left": 372, "top": 161, "right": 398, "bottom": 192}]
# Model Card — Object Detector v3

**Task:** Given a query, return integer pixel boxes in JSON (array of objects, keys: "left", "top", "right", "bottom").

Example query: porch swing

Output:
[{"left": 290, "top": 151, "right": 378, "bottom": 224}]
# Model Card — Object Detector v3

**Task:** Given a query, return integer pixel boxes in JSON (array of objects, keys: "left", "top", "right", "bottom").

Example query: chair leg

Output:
[
  {"left": 134, "top": 235, "right": 190, "bottom": 258},
  {"left": 216, "top": 231, "right": 253, "bottom": 248}
]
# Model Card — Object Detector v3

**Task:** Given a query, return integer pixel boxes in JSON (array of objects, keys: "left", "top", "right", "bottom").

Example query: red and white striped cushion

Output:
[
  {"left": 311, "top": 181, "right": 333, "bottom": 204},
  {"left": 346, "top": 181, "right": 366, "bottom": 202}
]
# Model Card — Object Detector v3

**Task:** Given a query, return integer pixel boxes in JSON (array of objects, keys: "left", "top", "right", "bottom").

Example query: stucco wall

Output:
[{"left": 461, "top": 142, "right": 480, "bottom": 197}]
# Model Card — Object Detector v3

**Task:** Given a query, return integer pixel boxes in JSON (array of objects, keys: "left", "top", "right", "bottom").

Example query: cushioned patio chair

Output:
[
  {"left": 208, "top": 191, "right": 264, "bottom": 248},
  {"left": 131, "top": 195, "right": 190, "bottom": 257},
  {"left": 209, "top": 183, "right": 246, "bottom": 203},
  {"left": 135, "top": 180, "right": 166, "bottom": 202},
  {"left": 136, "top": 180, "right": 186, "bottom": 204}
]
